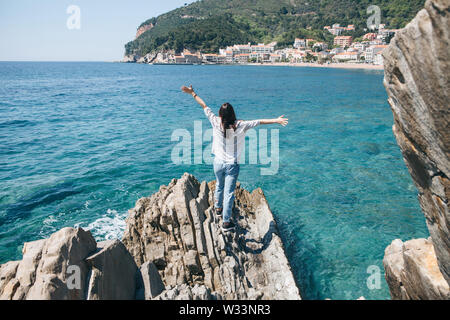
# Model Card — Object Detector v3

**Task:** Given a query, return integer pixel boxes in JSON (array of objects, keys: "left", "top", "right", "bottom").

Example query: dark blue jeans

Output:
[{"left": 213, "top": 159, "right": 240, "bottom": 223}]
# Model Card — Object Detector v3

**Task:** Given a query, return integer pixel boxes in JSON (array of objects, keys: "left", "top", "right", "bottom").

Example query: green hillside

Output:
[{"left": 125, "top": 0, "right": 425, "bottom": 56}]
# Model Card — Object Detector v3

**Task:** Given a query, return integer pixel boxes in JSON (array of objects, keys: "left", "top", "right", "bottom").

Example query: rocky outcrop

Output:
[
  {"left": 122, "top": 173, "right": 301, "bottom": 300},
  {"left": 382, "top": 0, "right": 450, "bottom": 299},
  {"left": 137, "top": 53, "right": 157, "bottom": 64},
  {"left": 136, "top": 261, "right": 165, "bottom": 299},
  {"left": 0, "top": 173, "right": 300, "bottom": 300},
  {"left": 0, "top": 228, "right": 138, "bottom": 300},
  {"left": 135, "top": 23, "right": 154, "bottom": 39},
  {"left": 383, "top": 238, "right": 449, "bottom": 299},
  {"left": 122, "top": 51, "right": 175, "bottom": 64},
  {"left": 85, "top": 239, "right": 138, "bottom": 300},
  {"left": 151, "top": 51, "right": 176, "bottom": 64},
  {"left": 154, "top": 283, "right": 216, "bottom": 300},
  {"left": 122, "top": 54, "right": 140, "bottom": 63}
]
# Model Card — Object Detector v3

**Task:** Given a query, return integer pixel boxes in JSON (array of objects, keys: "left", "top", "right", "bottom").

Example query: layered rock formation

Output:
[
  {"left": 384, "top": 238, "right": 449, "bottom": 299},
  {"left": 382, "top": 0, "right": 449, "bottom": 299},
  {"left": 135, "top": 23, "right": 154, "bottom": 39},
  {"left": 122, "top": 54, "right": 140, "bottom": 63},
  {"left": 122, "top": 50, "right": 176, "bottom": 64},
  {"left": 122, "top": 173, "right": 301, "bottom": 300},
  {"left": 0, "top": 173, "right": 300, "bottom": 300},
  {"left": 0, "top": 228, "right": 138, "bottom": 300}
]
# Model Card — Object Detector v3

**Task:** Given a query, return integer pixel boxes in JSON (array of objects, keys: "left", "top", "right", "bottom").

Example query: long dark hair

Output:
[{"left": 219, "top": 103, "right": 237, "bottom": 138}]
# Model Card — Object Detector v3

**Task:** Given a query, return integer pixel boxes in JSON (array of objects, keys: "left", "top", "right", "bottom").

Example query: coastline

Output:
[
  {"left": 244, "top": 62, "right": 384, "bottom": 70},
  {"left": 131, "top": 60, "right": 385, "bottom": 70}
]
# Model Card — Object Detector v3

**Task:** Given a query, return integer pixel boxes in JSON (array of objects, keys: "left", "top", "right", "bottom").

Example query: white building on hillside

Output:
[
  {"left": 270, "top": 53, "right": 281, "bottom": 63},
  {"left": 234, "top": 43, "right": 252, "bottom": 54},
  {"left": 313, "top": 42, "right": 328, "bottom": 51},
  {"left": 236, "top": 53, "right": 249, "bottom": 63},
  {"left": 373, "top": 52, "right": 384, "bottom": 65},
  {"left": 364, "top": 45, "right": 387, "bottom": 63},
  {"left": 330, "top": 47, "right": 344, "bottom": 55},
  {"left": 251, "top": 43, "right": 275, "bottom": 55},
  {"left": 333, "top": 51, "right": 360, "bottom": 62},
  {"left": 294, "top": 38, "right": 306, "bottom": 49}
]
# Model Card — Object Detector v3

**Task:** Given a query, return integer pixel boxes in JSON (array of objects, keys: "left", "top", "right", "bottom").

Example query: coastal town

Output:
[{"left": 134, "top": 23, "right": 397, "bottom": 67}]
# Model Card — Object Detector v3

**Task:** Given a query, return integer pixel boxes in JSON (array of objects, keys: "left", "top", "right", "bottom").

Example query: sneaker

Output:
[
  {"left": 215, "top": 207, "right": 223, "bottom": 216},
  {"left": 222, "top": 221, "right": 236, "bottom": 232}
]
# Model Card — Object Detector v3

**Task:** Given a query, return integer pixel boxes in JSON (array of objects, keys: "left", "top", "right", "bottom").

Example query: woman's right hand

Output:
[{"left": 181, "top": 85, "right": 194, "bottom": 95}]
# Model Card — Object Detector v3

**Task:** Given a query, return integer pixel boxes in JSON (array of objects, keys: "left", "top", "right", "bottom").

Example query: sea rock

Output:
[
  {"left": 25, "top": 227, "right": 96, "bottom": 300},
  {"left": 0, "top": 173, "right": 300, "bottom": 300},
  {"left": 122, "top": 173, "right": 301, "bottom": 300},
  {"left": 122, "top": 54, "right": 140, "bottom": 63},
  {"left": 85, "top": 239, "right": 138, "bottom": 300},
  {"left": 138, "top": 261, "right": 165, "bottom": 299},
  {"left": 0, "top": 228, "right": 139, "bottom": 300},
  {"left": 137, "top": 53, "right": 157, "bottom": 64},
  {"left": 151, "top": 51, "right": 176, "bottom": 64},
  {"left": 0, "top": 261, "right": 20, "bottom": 300},
  {"left": 154, "top": 283, "right": 217, "bottom": 300},
  {"left": 382, "top": 0, "right": 450, "bottom": 299},
  {"left": 383, "top": 238, "right": 449, "bottom": 299}
]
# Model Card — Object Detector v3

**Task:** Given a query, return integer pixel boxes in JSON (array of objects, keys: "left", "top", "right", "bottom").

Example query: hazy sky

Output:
[{"left": 0, "top": 0, "right": 196, "bottom": 61}]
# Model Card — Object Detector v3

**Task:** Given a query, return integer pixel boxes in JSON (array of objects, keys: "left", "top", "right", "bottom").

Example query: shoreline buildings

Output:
[{"left": 150, "top": 23, "right": 395, "bottom": 66}]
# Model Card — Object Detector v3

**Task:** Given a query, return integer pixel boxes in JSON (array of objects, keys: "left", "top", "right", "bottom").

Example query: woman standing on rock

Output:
[{"left": 181, "top": 85, "right": 288, "bottom": 232}]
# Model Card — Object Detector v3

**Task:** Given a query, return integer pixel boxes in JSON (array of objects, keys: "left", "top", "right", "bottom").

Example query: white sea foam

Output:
[
  {"left": 43, "top": 214, "right": 58, "bottom": 224},
  {"left": 39, "top": 213, "right": 62, "bottom": 237},
  {"left": 81, "top": 209, "right": 127, "bottom": 241}
]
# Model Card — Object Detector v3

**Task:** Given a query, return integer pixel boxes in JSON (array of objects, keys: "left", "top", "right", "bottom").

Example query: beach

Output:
[{"left": 247, "top": 62, "right": 384, "bottom": 70}]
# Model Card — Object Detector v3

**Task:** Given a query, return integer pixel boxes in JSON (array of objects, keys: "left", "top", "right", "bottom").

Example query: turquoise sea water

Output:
[{"left": 0, "top": 62, "right": 428, "bottom": 299}]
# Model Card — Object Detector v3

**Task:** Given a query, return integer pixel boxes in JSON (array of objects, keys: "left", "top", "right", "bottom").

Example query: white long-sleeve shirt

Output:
[{"left": 204, "top": 106, "right": 259, "bottom": 164}]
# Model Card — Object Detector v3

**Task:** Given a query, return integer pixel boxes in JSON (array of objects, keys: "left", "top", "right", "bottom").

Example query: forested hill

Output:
[{"left": 124, "top": 0, "right": 425, "bottom": 56}]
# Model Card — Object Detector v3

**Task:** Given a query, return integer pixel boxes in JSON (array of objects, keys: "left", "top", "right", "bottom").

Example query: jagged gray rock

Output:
[
  {"left": 139, "top": 261, "right": 165, "bottom": 299},
  {"left": 122, "top": 173, "right": 301, "bottom": 300},
  {"left": 0, "top": 173, "right": 300, "bottom": 300},
  {"left": 154, "top": 283, "right": 217, "bottom": 300},
  {"left": 0, "top": 228, "right": 139, "bottom": 300},
  {"left": 0, "top": 261, "right": 20, "bottom": 300},
  {"left": 24, "top": 227, "right": 96, "bottom": 300},
  {"left": 382, "top": 0, "right": 450, "bottom": 299},
  {"left": 137, "top": 53, "right": 156, "bottom": 64},
  {"left": 384, "top": 238, "right": 449, "bottom": 299},
  {"left": 122, "top": 53, "right": 142, "bottom": 63},
  {"left": 85, "top": 239, "right": 138, "bottom": 300}
]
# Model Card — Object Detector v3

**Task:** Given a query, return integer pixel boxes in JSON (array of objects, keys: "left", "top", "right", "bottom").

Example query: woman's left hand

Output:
[
  {"left": 181, "top": 85, "right": 194, "bottom": 94},
  {"left": 277, "top": 115, "right": 289, "bottom": 126}
]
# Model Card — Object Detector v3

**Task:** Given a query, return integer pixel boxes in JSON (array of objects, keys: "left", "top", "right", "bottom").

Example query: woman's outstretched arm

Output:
[
  {"left": 181, "top": 85, "right": 207, "bottom": 109},
  {"left": 259, "top": 115, "right": 289, "bottom": 126}
]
